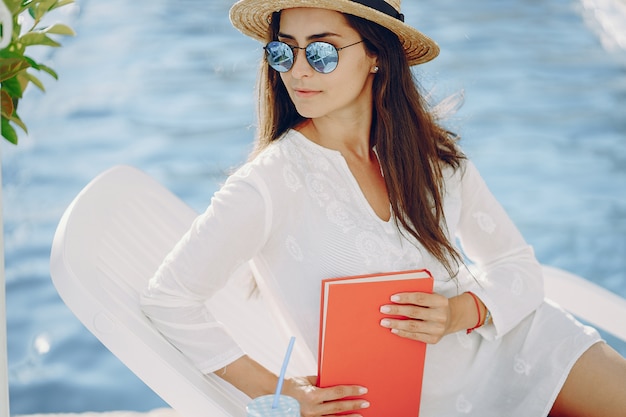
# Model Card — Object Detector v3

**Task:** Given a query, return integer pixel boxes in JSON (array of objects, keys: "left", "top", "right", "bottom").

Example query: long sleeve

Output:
[
  {"left": 140, "top": 171, "right": 271, "bottom": 373},
  {"left": 455, "top": 161, "right": 545, "bottom": 340}
]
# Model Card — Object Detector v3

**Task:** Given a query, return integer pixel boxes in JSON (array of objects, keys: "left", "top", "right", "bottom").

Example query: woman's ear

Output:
[{"left": 370, "top": 55, "right": 379, "bottom": 73}]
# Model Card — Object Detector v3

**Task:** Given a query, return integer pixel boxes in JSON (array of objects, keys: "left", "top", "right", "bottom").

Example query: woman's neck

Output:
[{"left": 296, "top": 116, "right": 373, "bottom": 161}]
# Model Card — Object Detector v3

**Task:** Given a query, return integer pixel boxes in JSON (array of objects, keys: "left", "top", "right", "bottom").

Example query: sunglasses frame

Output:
[{"left": 264, "top": 40, "right": 364, "bottom": 74}]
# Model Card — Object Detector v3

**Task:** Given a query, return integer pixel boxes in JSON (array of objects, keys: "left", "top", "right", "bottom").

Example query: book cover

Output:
[{"left": 317, "top": 269, "right": 434, "bottom": 416}]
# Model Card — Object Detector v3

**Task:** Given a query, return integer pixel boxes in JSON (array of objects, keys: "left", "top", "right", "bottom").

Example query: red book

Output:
[{"left": 317, "top": 269, "right": 434, "bottom": 417}]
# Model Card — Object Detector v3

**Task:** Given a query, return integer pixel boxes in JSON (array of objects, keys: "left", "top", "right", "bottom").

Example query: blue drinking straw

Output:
[{"left": 272, "top": 336, "right": 296, "bottom": 409}]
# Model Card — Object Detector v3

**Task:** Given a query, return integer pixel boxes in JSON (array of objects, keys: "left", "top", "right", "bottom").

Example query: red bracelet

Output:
[{"left": 466, "top": 292, "right": 482, "bottom": 334}]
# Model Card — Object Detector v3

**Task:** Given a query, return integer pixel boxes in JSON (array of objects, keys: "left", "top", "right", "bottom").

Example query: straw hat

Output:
[{"left": 229, "top": 0, "right": 439, "bottom": 66}]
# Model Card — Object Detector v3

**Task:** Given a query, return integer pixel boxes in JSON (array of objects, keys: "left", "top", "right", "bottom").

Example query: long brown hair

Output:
[{"left": 253, "top": 12, "right": 465, "bottom": 278}]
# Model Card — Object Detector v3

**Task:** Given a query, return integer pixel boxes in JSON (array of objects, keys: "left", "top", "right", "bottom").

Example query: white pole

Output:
[
  {"left": 0, "top": 153, "right": 8, "bottom": 417},
  {"left": 1, "top": 2, "right": 13, "bottom": 415}
]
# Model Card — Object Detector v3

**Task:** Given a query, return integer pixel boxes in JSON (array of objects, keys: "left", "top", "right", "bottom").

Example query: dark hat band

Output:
[{"left": 352, "top": 0, "right": 405, "bottom": 22}]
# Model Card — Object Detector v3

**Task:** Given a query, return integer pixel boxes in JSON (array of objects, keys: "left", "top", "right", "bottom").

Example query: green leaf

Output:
[
  {"left": 42, "top": 0, "right": 59, "bottom": 9},
  {"left": 44, "top": 23, "right": 76, "bottom": 36},
  {"left": 38, "top": 63, "right": 58, "bottom": 79},
  {"left": 50, "top": 0, "right": 75, "bottom": 11},
  {"left": 18, "top": 31, "right": 62, "bottom": 47},
  {"left": 4, "top": 0, "right": 22, "bottom": 14},
  {"left": 36, "top": 64, "right": 57, "bottom": 79},
  {"left": 22, "top": 71, "right": 45, "bottom": 91},
  {"left": 23, "top": 55, "right": 39, "bottom": 68},
  {"left": 22, "top": 56, "right": 59, "bottom": 79},
  {"left": 0, "top": 57, "right": 31, "bottom": 82},
  {"left": 32, "top": 0, "right": 58, "bottom": 20},
  {"left": 0, "top": 49, "right": 19, "bottom": 60},
  {"left": 9, "top": 111, "right": 27, "bottom": 132},
  {"left": 0, "top": 49, "right": 21, "bottom": 59},
  {"left": 1, "top": 117, "right": 19, "bottom": 144},
  {"left": 1, "top": 76, "right": 24, "bottom": 99}
]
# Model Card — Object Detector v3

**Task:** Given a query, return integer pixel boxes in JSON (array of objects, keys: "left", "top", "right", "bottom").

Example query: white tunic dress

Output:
[{"left": 141, "top": 129, "right": 600, "bottom": 416}]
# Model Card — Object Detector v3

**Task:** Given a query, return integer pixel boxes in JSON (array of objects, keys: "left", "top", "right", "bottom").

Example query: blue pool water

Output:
[{"left": 3, "top": 0, "right": 626, "bottom": 414}]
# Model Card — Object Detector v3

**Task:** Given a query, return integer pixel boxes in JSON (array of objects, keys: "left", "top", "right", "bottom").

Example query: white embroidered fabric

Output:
[{"left": 141, "top": 129, "right": 600, "bottom": 417}]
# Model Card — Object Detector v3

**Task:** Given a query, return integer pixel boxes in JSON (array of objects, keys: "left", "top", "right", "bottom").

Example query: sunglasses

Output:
[{"left": 264, "top": 40, "right": 364, "bottom": 74}]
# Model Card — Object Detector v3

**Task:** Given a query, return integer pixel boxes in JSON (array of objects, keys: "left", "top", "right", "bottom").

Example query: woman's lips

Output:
[{"left": 294, "top": 88, "right": 321, "bottom": 98}]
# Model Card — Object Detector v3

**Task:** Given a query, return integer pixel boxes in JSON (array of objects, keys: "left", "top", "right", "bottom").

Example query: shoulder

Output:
[
  {"left": 457, "top": 158, "right": 488, "bottom": 189},
  {"left": 442, "top": 156, "right": 485, "bottom": 186},
  {"left": 231, "top": 133, "right": 293, "bottom": 179},
  {"left": 441, "top": 157, "right": 493, "bottom": 207},
  {"left": 223, "top": 130, "right": 305, "bottom": 200},
  {"left": 441, "top": 157, "right": 468, "bottom": 190}
]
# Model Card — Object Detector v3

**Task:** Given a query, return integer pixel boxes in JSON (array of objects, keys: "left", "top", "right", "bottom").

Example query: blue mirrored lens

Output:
[
  {"left": 265, "top": 41, "right": 294, "bottom": 72},
  {"left": 306, "top": 42, "right": 339, "bottom": 74}
]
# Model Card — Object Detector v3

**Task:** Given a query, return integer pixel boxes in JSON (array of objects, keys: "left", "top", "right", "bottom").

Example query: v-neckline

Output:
[{"left": 289, "top": 130, "right": 393, "bottom": 224}]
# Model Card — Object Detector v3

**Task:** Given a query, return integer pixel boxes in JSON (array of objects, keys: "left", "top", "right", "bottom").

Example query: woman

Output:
[{"left": 141, "top": 1, "right": 626, "bottom": 416}]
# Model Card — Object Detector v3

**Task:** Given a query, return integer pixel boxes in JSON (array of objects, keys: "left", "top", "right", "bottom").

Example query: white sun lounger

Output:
[{"left": 50, "top": 165, "right": 626, "bottom": 417}]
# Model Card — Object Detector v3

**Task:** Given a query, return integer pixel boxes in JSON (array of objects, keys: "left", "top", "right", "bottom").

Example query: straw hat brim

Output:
[{"left": 229, "top": 0, "right": 439, "bottom": 66}]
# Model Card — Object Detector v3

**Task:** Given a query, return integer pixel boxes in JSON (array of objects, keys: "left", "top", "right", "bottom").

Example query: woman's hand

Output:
[
  {"left": 379, "top": 291, "right": 487, "bottom": 343},
  {"left": 217, "top": 357, "right": 369, "bottom": 416},
  {"left": 283, "top": 376, "right": 370, "bottom": 417},
  {"left": 379, "top": 291, "right": 453, "bottom": 344}
]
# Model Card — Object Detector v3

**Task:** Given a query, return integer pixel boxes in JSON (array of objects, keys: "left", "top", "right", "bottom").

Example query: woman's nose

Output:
[{"left": 290, "top": 47, "right": 314, "bottom": 78}]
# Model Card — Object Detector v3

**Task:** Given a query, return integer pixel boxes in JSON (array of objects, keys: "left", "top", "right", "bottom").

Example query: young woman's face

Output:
[{"left": 277, "top": 8, "right": 378, "bottom": 120}]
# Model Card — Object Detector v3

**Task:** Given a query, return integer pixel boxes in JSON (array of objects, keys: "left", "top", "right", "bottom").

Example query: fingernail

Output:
[
  {"left": 379, "top": 305, "right": 391, "bottom": 313},
  {"left": 391, "top": 294, "right": 400, "bottom": 302},
  {"left": 380, "top": 319, "right": 391, "bottom": 327},
  {"left": 361, "top": 401, "right": 370, "bottom": 409},
  {"left": 358, "top": 387, "right": 368, "bottom": 394}
]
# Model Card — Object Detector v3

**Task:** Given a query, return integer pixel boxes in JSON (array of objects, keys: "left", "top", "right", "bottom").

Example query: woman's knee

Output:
[{"left": 550, "top": 342, "right": 626, "bottom": 417}]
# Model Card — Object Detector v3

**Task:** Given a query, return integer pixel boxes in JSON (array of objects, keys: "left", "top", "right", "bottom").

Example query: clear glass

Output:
[{"left": 246, "top": 394, "right": 300, "bottom": 417}]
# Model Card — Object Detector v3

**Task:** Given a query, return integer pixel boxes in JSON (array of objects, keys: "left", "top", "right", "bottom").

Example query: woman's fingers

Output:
[
  {"left": 285, "top": 378, "right": 369, "bottom": 417},
  {"left": 318, "top": 384, "right": 368, "bottom": 402},
  {"left": 379, "top": 292, "right": 451, "bottom": 343},
  {"left": 380, "top": 316, "right": 445, "bottom": 343},
  {"left": 390, "top": 291, "right": 448, "bottom": 309},
  {"left": 308, "top": 395, "right": 370, "bottom": 417}
]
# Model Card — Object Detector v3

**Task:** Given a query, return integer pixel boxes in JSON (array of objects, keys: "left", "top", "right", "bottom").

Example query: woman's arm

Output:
[
  {"left": 217, "top": 355, "right": 370, "bottom": 416},
  {"left": 140, "top": 172, "right": 271, "bottom": 373},
  {"left": 379, "top": 160, "right": 542, "bottom": 342},
  {"left": 141, "top": 171, "right": 371, "bottom": 416},
  {"left": 455, "top": 160, "right": 544, "bottom": 339}
]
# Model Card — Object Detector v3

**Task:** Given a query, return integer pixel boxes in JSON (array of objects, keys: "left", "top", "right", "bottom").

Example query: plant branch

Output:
[{"left": 0, "top": 0, "right": 75, "bottom": 144}]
